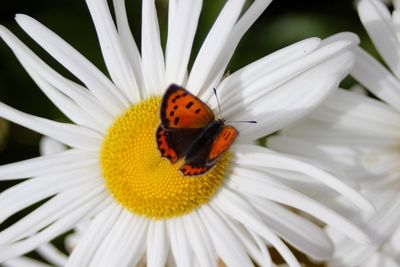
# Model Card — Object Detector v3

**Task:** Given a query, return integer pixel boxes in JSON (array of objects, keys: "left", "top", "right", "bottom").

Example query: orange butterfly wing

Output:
[
  {"left": 207, "top": 125, "right": 238, "bottom": 165},
  {"left": 180, "top": 164, "right": 211, "bottom": 176},
  {"left": 180, "top": 125, "right": 238, "bottom": 176},
  {"left": 160, "top": 84, "right": 214, "bottom": 129}
]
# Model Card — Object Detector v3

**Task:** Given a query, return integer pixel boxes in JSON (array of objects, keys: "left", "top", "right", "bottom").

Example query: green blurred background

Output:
[{"left": 0, "top": 0, "right": 379, "bottom": 265}]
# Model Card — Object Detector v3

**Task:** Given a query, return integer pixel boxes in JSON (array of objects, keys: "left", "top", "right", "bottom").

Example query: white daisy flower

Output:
[
  {"left": 0, "top": 0, "right": 373, "bottom": 266},
  {"left": 269, "top": 0, "right": 400, "bottom": 266}
]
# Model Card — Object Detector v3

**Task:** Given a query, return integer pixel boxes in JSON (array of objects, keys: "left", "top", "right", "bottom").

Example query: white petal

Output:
[
  {"left": 86, "top": 0, "right": 141, "bottom": 103},
  {"left": 266, "top": 135, "right": 375, "bottom": 182},
  {"left": 364, "top": 253, "right": 400, "bottom": 267},
  {"left": 112, "top": 0, "right": 144, "bottom": 93},
  {"left": 0, "top": 102, "right": 102, "bottom": 150},
  {"left": 358, "top": 0, "right": 400, "bottom": 78},
  {"left": 325, "top": 226, "right": 368, "bottom": 266},
  {"left": 0, "top": 149, "right": 97, "bottom": 180},
  {"left": 20, "top": 60, "right": 101, "bottom": 131},
  {"left": 312, "top": 88, "right": 400, "bottom": 134},
  {"left": 182, "top": 213, "right": 217, "bottom": 267},
  {"left": 66, "top": 203, "right": 122, "bottom": 267},
  {"left": 0, "top": 184, "right": 106, "bottom": 261},
  {"left": 226, "top": 167, "right": 370, "bottom": 243},
  {"left": 146, "top": 221, "right": 168, "bottom": 267},
  {"left": 15, "top": 15, "right": 129, "bottom": 116},
  {"left": 393, "top": 9, "right": 400, "bottom": 41},
  {"left": 351, "top": 47, "right": 400, "bottom": 111},
  {"left": 141, "top": 0, "right": 166, "bottom": 96},
  {"left": 36, "top": 242, "right": 67, "bottom": 267},
  {"left": 114, "top": 215, "right": 148, "bottom": 267},
  {"left": 187, "top": 0, "right": 246, "bottom": 96},
  {"left": 198, "top": 205, "right": 253, "bottom": 267},
  {"left": 249, "top": 197, "right": 333, "bottom": 260},
  {"left": 233, "top": 144, "right": 374, "bottom": 213},
  {"left": 212, "top": 188, "right": 300, "bottom": 267},
  {"left": 78, "top": 205, "right": 147, "bottom": 267},
  {"left": 280, "top": 118, "right": 400, "bottom": 147},
  {"left": 214, "top": 37, "right": 321, "bottom": 106},
  {"left": 326, "top": 222, "right": 393, "bottom": 267},
  {"left": 0, "top": 25, "right": 114, "bottom": 131},
  {"left": 216, "top": 210, "right": 272, "bottom": 267},
  {"left": 202, "top": 0, "right": 273, "bottom": 93},
  {"left": 165, "top": 1, "right": 202, "bottom": 85},
  {"left": 218, "top": 33, "right": 357, "bottom": 114},
  {"left": 0, "top": 182, "right": 105, "bottom": 247},
  {"left": 167, "top": 0, "right": 178, "bottom": 35},
  {"left": 395, "top": 0, "right": 400, "bottom": 10},
  {"left": 167, "top": 218, "right": 192, "bottom": 267},
  {"left": 264, "top": 136, "right": 357, "bottom": 182},
  {"left": 320, "top": 31, "right": 359, "bottom": 47},
  {"left": 384, "top": 244, "right": 400, "bottom": 264},
  {"left": 310, "top": 109, "right": 400, "bottom": 141},
  {"left": 39, "top": 137, "right": 66, "bottom": 156},
  {"left": 3, "top": 257, "right": 52, "bottom": 267},
  {"left": 88, "top": 210, "right": 148, "bottom": 267},
  {"left": 0, "top": 167, "right": 99, "bottom": 225},
  {"left": 230, "top": 51, "right": 353, "bottom": 140},
  {"left": 276, "top": 123, "right": 400, "bottom": 180},
  {"left": 370, "top": 189, "right": 400, "bottom": 226}
]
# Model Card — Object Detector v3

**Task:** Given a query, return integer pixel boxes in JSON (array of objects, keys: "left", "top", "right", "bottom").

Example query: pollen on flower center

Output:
[{"left": 100, "top": 97, "right": 231, "bottom": 219}]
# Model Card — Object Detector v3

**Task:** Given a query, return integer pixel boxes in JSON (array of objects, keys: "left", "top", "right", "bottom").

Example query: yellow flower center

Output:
[{"left": 100, "top": 97, "right": 230, "bottom": 219}]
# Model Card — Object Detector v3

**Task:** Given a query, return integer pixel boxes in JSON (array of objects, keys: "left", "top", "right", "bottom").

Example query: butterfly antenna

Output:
[
  {"left": 213, "top": 88, "right": 223, "bottom": 119},
  {"left": 213, "top": 88, "right": 257, "bottom": 124},
  {"left": 227, "top": 120, "right": 258, "bottom": 124}
]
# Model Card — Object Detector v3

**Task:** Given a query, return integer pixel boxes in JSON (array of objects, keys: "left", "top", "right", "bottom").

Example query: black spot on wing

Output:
[
  {"left": 172, "top": 95, "right": 181, "bottom": 103},
  {"left": 174, "top": 117, "right": 180, "bottom": 125},
  {"left": 186, "top": 101, "right": 194, "bottom": 109}
]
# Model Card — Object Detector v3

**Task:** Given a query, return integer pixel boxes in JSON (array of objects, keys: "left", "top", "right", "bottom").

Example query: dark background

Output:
[{"left": 0, "top": 0, "right": 379, "bottom": 265}]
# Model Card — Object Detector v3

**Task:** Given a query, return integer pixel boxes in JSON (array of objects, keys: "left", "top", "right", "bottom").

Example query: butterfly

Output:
[{"left": 156, "top": 84, "right": 238, "bottom": 176}]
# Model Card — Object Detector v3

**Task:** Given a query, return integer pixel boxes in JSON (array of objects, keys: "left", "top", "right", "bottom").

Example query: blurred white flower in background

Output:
[{"left": 269, "top": 0, "right": 400, "bottom": 266}]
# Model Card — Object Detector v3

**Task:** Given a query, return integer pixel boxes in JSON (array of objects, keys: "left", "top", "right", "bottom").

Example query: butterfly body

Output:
[
  {"left": 184, "top": 119, "right": 224, "bottom": 164},
  {"left": 156, "top": 84, "right": 238, "bottom": 176}
]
